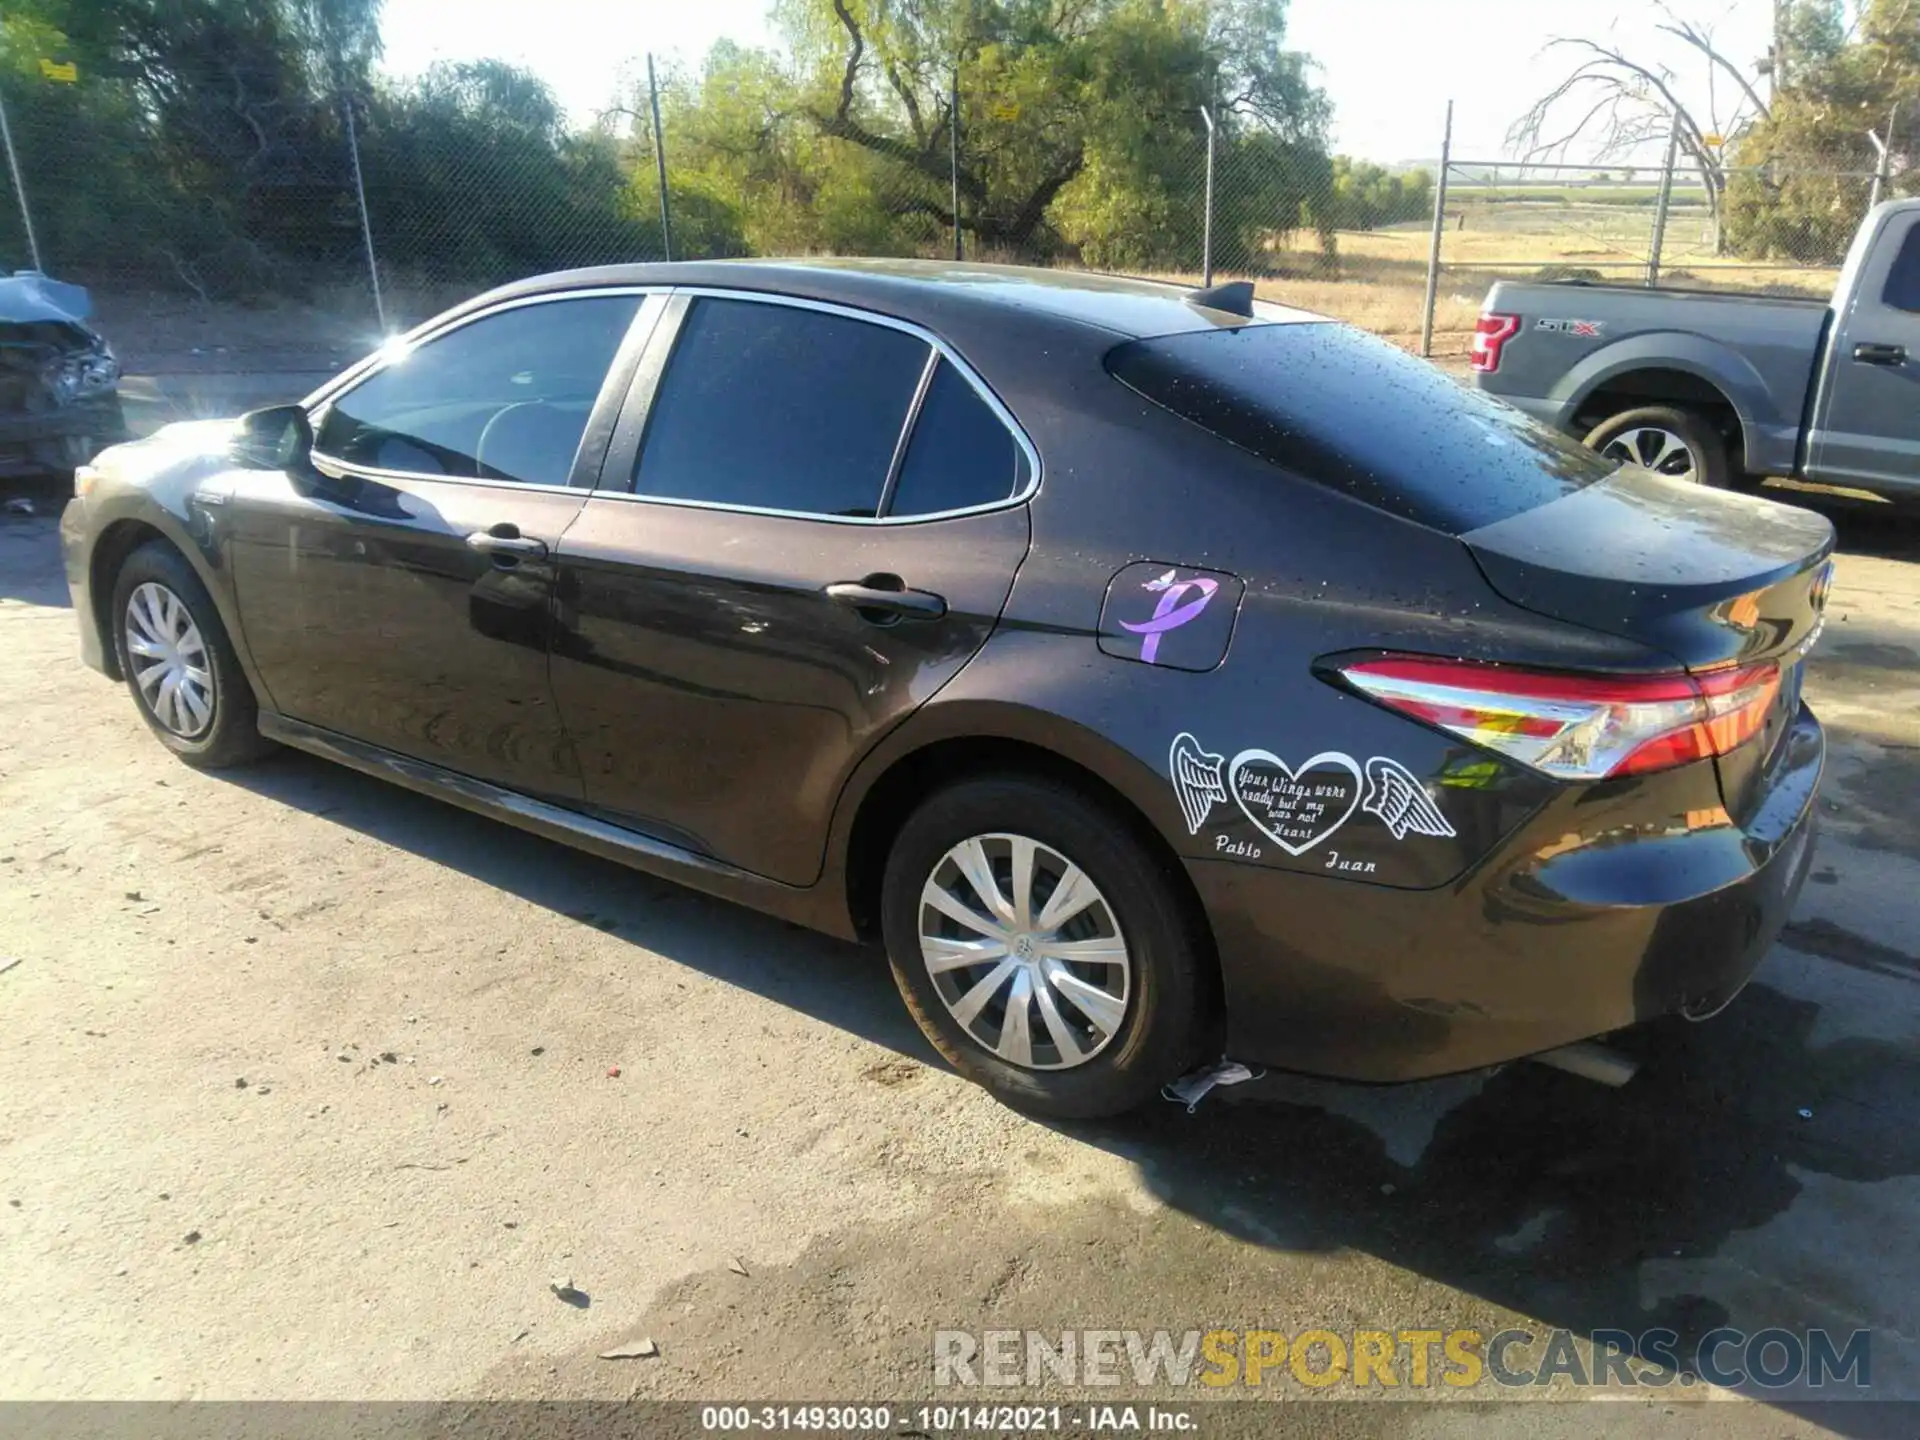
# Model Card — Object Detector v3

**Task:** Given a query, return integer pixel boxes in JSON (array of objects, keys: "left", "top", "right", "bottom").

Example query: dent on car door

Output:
[
  {"left": 550, "top": 293, "right": 1035, "bottom": 884},
  {"left": 223, "top": 292, "right": 659, "bottom": 799},
  {"left": 1812, "top": 211, "right": 1920, "bottom": 492}
]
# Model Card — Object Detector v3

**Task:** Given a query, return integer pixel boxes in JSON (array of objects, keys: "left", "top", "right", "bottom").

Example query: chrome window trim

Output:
[
  {"left": 304, "top": 287, "right": 668, "bottom": 489},
  {"left": 877, "top": 347, "right": 942, "bottom": 517},
  {"left": 307, "top": 453, "right": 587, "bottom": 497},
  {"left": 609, "top": 285, "right": 1042, "bottom": 527}
]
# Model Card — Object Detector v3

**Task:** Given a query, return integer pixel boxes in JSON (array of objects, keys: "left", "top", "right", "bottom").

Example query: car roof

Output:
[{"left": 471, "top": 257, "right": 1326, "bottom": 342}]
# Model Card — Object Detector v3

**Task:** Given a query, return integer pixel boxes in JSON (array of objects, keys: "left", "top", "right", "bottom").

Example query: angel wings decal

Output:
[
  {"left": 1361, "top": 756, "right": 1458, "bottom": 841},
  {"left": 1169, "top": 732, "right": 1229, "bottom": 835},
  {"left": 1166, "top": 734, "right": 1456, "bottom": 852}
]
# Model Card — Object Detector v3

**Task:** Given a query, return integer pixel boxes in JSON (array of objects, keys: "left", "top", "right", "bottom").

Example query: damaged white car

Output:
[{"left": 1, "top": 271, "right": 124, "bottom": 479}]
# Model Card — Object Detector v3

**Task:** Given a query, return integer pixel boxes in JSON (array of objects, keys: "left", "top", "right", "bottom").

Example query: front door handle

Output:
[
  {"left": 466, "top": 523, "right": 549, "bottom": 561},
  {"left": 1852, "top": 342, "right": 1907, "bottom": 366},
  {"left": 826, "top": 577, "right": 948, "bottom": 622}
]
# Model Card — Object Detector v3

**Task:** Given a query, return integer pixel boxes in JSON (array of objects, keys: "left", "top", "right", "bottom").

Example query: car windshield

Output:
[{"left": 1106, "top": 321, "right": 1616, "bottom": 534}]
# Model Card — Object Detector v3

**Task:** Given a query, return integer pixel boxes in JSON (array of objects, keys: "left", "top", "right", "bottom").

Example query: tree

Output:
[
  {"left": 1324, "top": 157, "right": 1434, "bottom": 231},
  {"left": 1506, "top": 2, "right": 1771, "bottom": 248},
  {"left": 1725, "top": 0, "right": 1919, "bottom": 260},
  {"left": 770, "top": 0, "right": 1329, "bottom": 263},
  {"left": 358, "top": 60, "right": 659, "bottom": 281},
  {"left": 0, "top": 0, "right": 387, "bottom": 289}
]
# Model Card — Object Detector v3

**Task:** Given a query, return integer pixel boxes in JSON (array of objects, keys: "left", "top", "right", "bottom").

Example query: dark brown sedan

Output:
[{"left": 63, "top": 261, "right": 1832, "bottom": 1116}]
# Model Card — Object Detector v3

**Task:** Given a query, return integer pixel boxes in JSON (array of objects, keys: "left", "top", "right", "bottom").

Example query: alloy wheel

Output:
[
  {"left": 1601, "top": 426, "right": 1698, "bottom": 481},
  {"left": 918, "top": 833, "right": 1132, "bottom": 1071},
  {"left": 125, "top": 581, "right": 216, "bottom": 738}
]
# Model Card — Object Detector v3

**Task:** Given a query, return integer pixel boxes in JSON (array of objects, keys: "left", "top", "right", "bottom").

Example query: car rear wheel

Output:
[
  {"left": 110, "top": 540, "right": 274, "bottom": 769},
  {"left": 880, "top": 775, "right": 1211, "bottom": 1118},
  {"left": 1584, "top": 406, "right": 1731, "bottom": 488}
]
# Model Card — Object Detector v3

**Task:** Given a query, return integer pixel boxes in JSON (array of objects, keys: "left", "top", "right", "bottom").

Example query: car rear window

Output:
[
  {"left": 634, "top": 297, "right": 927, "bottom": 517},
  {"left": 887, "top": 359, "right": 1032, "bottom": 517},
  {"left": 1106, "top": 321, "right": 1614, "bottom": 533},
  {"left": 1883, "top": 221, "right": 1920, "bottom": 313}
]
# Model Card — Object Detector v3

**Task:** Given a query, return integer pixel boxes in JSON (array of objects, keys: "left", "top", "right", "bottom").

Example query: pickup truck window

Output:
[
  {"left": 1883, "top": 226, "right": 1920, "bottom": 313},
  {"left": 1107, "top": 321, "right": 1615, "bottom": 534}
]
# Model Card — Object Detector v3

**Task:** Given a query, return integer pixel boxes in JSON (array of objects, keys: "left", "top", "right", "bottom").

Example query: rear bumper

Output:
[{"left": 1193, "top": 705, "right": 1824, "bottom": 1081}]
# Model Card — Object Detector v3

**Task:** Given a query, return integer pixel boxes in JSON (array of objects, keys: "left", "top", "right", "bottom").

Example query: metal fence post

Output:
[
  {"left": 1419, "top": 100, "right": 1453, "bottom": 360},
  {"left": 1199, "top": 105, "right": 1216, "bottom": 287},
  {"left": 950, "top": 67, "right": 962, "bottom": 262},
  {"left": 647, "top": 55, "right": 673, "bottom": 262},
  {"left": 1646, "top": 115, "right": 1679, "bottom": 288},
  {"left": 341, "top": 93, "right": 387, "bottom": 332},
  {"left": 0, "top": 80, "right": 43, "bottom": 271}
]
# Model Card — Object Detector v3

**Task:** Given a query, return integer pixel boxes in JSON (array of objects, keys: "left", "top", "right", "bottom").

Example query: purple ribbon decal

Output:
[{"left": 1120, "top": 569, "right": 1220, "bottom": 664}]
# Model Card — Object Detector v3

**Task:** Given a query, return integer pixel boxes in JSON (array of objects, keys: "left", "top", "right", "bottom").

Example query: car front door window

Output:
[{"left": 316, "top": 295, "right": 643, "bottom": 487}]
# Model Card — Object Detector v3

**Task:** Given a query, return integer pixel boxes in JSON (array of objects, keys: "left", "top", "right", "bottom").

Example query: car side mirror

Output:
[{"left": 231, "top": 404, "right": 313, "bottom": 470}]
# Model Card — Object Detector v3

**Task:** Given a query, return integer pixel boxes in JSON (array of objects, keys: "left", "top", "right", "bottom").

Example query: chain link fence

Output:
[{"left": 0, "top": 54, "right": 1905, "bottom": 375}]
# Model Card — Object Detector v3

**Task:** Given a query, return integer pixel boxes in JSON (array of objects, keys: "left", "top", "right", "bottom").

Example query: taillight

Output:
[
  {"left": 1470, "top": 313, "right": 1521, "bottom": 373},
  {"left": 1338, "top": 655, "right": 1781, "bottom": 781}
]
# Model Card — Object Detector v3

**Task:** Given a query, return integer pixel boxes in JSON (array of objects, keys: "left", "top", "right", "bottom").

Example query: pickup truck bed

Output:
[
  {"left": 1470, "top": 198, "right": 1920, "bottom": 500},
  {"left": 1474, "top": 282, "right": 1830, "bottom": 480}
]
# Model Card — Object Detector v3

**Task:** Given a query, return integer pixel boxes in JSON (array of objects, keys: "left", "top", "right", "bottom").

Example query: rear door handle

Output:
[
  {"left": 826, "top": 578, "right": 948, "bottom": 622},
  {"left": 1852, "top": 342, "right": 1907, "bottom": 366},
  {"left": 466, "top": 524, "right": 549, "bottom": 561}
]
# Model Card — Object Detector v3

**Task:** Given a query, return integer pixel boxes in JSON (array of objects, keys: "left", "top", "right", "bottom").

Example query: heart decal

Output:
[{"left": 1228, "top": 750, "right": 1363, "bottom": 856}]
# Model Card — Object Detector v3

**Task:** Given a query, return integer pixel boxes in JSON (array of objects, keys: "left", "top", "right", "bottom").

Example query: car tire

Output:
[
  {"left": 110, "top": 540, "right": 275, "bottom": 770},
  {"left": 1584, "top": 406, "right": 1732, "bottom": 488},
  {"left": 880, "top": 775, "right": 1212, "bottom": 1119}
]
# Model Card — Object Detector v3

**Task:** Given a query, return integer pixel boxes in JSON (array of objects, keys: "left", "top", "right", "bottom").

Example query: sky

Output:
[{"left": 377, "top": 0, "right": 1782, "bottom": 165}]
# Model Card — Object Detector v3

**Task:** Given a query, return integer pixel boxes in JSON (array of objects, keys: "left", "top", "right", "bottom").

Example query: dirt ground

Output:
[{"left": 2, "top": 490, "right": 1919, "bottom": 1433}]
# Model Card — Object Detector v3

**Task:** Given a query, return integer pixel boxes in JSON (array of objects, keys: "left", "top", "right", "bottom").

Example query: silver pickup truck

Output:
[{"left": 1472, "top": 197, "right": 1920, "bottom": 499}]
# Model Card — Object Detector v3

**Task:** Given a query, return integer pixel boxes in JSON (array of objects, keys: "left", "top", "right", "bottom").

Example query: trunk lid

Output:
[{"left": 1461, "top": 465, "right": 1834, "bottom": 814}]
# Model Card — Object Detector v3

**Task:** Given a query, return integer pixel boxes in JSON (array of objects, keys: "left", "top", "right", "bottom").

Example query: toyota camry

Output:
[{"left": 62, "top": 260, "right": 1832, "bottom": 1117}]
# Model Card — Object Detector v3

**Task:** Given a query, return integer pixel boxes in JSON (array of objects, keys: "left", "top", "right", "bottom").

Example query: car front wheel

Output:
[
  {"left": 110, "top": 540, "right": 275, "bottom": 769},
  {"left": 880, "top": 775, "right": 1212, "bottom": 1118}
]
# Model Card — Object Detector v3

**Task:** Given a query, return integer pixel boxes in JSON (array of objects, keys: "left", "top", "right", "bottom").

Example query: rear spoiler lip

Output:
[{"left": 1460, "top": 465, "right": 1835, "bottom": 672}]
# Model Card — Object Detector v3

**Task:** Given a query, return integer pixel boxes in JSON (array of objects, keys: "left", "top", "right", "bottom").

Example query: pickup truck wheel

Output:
[{"left": 1584, "top": 406, "right": 1731, "bottom": 489}]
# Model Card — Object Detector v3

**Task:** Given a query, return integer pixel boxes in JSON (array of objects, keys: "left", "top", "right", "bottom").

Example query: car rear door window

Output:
[
  {"left": 1882, "top": 223, "right": 1920, "bottom": 313},
  {"left": 886, "top": 359, "right": 1031, "bottom": 517},
  {"left": 633, "top": 297, "right": 928, "bottom": 518},
  {"left": 314, "top": 295, "right": 641, "bottom": 486},
  {"left": 1106, "top": 320, "right": 1615, "bottom": 534}
]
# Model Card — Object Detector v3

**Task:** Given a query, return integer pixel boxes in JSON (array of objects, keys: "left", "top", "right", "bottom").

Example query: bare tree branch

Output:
[{"left": 1655, "top": 6, "right": 1770, "bottom": 124}]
